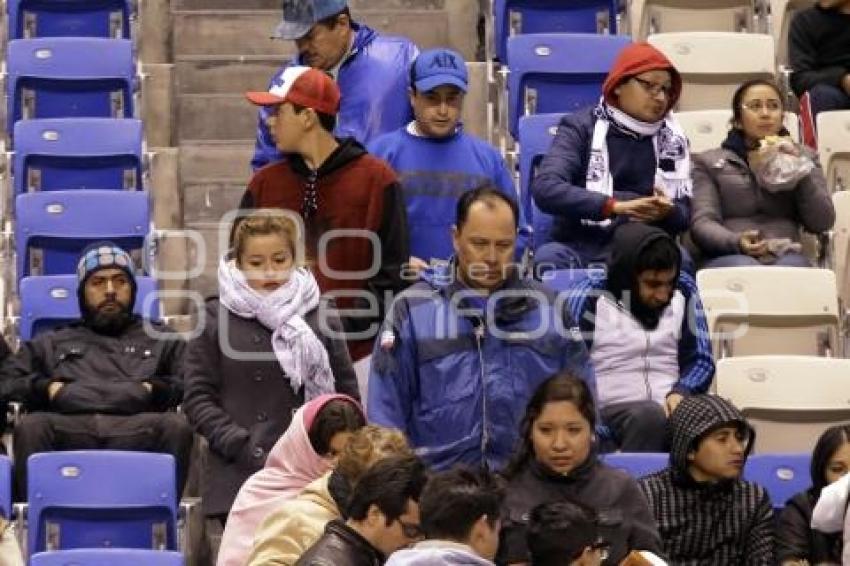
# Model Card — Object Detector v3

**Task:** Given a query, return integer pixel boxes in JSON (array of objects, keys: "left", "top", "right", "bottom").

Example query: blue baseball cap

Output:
[
  {"left": 411, "top": 48, "right": 468, "bottom": 93},
  {"left": 273, "top": 0, "right": 348, "bottom": 40}
]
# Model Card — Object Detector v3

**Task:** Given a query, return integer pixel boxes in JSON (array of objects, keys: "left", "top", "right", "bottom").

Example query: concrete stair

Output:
[{"left": 172, "top": 0, "right": 483, "bottom": 298}]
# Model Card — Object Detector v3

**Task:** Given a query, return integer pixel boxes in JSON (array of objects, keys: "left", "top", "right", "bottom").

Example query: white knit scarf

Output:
[
  {"left": 218, "top": 258, "right": 335, "bottom": 401},
  {"left": 585, "top": 99, "right": 692, "bottom": 226}
]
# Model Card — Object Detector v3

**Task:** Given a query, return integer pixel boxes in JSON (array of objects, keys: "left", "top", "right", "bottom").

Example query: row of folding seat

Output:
[
  {"left": 0, "top": 450, "right": 185, "bottom": 563},
  {"left": 494, "top": 0, "right": 814, "bottom": 63},
  {"left": 2, "top": 1, "right": 156, "bottom": 346}
]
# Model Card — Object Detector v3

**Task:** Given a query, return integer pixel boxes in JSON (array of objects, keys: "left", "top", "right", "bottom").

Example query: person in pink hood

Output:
[{"left": 217, "top": 393, "right": 365, "bottom": 566}]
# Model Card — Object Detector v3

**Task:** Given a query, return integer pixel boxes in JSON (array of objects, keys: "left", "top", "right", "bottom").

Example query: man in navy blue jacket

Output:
[
  {"left": 531, "top": 42, "right": 692, "bottom": 271},
  {"left": 368, "top": 187, "right": 595, "bottom": 471},
  {"left": 251, "top": 0, "right": 418, "bottom": 170},
  {"left": 369, "top": 48, "right": 529, "bottom": 270}
]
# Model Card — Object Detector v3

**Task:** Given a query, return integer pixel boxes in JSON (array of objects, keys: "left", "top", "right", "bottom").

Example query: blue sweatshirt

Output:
[{"left": 369, "top": 126, "right": 530, "bottom": 261}]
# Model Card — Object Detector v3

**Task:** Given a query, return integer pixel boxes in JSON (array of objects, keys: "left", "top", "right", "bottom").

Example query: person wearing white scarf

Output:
[
  {"left": 183, "top": 212, "right": 359, "bottom": 523},
  {"left": 218, "top": 258, "right": 336, "bottom": 401},
  {"left": 531, "top": 42, "right": 692, "bottom": 271}
]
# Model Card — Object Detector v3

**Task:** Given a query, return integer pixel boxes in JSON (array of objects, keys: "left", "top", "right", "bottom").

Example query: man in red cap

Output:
[
  {"left": 531, "top": 42, "right": 693, "bottom": 272},
  {"left": 241, "top": 66, "right": 410, "bottom": 386}
]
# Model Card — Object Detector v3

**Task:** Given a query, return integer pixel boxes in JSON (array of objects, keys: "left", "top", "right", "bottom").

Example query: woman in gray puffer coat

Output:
[{"left": 691, "top": 79, "right": 834, "bottom": 268}]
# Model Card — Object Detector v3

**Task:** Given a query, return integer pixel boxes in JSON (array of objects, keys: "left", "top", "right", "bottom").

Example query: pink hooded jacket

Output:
[{"left": 216, "top": 394, "right": 363, "bottom": 566}]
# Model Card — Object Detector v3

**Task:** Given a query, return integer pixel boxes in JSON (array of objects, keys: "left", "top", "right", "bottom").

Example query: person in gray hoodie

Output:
[
  {"left": 638, "top": 395, "right": 774, "bottom": 565},
  {"left": 385, "top": 467, "right": 504, "bottom": 566}
]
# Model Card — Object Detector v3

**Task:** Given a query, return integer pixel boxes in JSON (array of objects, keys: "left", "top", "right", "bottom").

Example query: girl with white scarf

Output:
[{"left": 183, "top": 209, "right": 359, "bottom": 526}]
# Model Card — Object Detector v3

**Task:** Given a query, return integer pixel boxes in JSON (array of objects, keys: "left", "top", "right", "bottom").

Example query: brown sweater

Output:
[{"left": 240, "top": 138, "right": 409, "bottom": 360}]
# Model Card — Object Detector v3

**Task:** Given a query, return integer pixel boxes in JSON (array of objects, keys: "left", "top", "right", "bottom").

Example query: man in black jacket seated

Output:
[
  {"left": 296, "top": 455, "right": 428, "bottom": 566},
  {"left": 4, "top": 243, "right": 193, "bottom": 499}
]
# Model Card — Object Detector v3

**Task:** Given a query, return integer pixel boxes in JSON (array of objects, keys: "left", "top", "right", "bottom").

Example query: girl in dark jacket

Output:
[
  {"left": 776, "top": 424, "right": 850, "bottom": 565},
  {"left": 497, "top": 373, "right": 662, "bottom": 565},
  {"left": 183, "top": 209, "right": 359, "bottom": 522}
]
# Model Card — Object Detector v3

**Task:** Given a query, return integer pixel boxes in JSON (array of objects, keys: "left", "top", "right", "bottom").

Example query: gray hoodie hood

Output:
[{"left": 385, "top": 541, "right": 494, "bottom": 566}]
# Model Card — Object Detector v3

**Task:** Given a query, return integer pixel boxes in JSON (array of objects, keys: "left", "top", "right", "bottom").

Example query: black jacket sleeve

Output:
[
  {"left": 311, "top": 305, "right": 360, "bottom": 401},
  {"left": 182, "top": 305, "right": 250, "bottom": 460},
  {"left": 0, "top": 336, "right": 52, "bottom": 410},
  {"left": 148, "top": 331, "right": 186, "bottom": 410}
]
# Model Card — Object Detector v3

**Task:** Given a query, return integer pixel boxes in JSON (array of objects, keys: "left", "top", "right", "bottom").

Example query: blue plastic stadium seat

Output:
[
  {"left": 14, "top": 118, "right": 143, "bottom": 195},
  {"left": 7, "top": 38, "right": 135, "bottom": 136},
  {"left": 27, "top": 451, "right": 178, "bottom": 554},
  {"left": 602, "top": 452, "right": 668, "bottom": 479},
  {"left": 31, "top": 549, "right": 184, "bottom": 566},
  {"left": 494, "top": 0, "right": 618, "bottom": 62},
  {"left": 743, "top": 453, "right": 811, "bottom": 510},
  {"left": 15, "top": 190, "right": 150, "bottom": 283},
  {"left": 19, "top": 274, "right": 160, "bottom": 340},
  {"left": 0, "top": 455, "right": 11, "bottom": 520},
  {"left": 507, "top": 33, "right": 631, "bottom": 138},
  {"left": 7, "top": 0, "right": 132, "bottom": 40},
  {"left": 517, "top": 113, "right": 562, "bottom": 249}
]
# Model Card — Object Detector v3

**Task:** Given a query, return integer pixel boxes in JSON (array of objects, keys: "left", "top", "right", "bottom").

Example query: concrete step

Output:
[
  {"left": 172, "top": 9, "right": 470, "bottom": 59},
  {"left": 182, "top": 178, "right": 246, "bottom": 225},
  {"left": 172, "top": 0, "right": 445, "bottom": 11},
  {"left": 176, "top": 56, "right": 281, "bottom": 95},
  {"left": 179, "top": 141, "right": 254, "bottom": 181},
  {"left": 185, "top": 222, "right": 224, "bottom": 299},
  {"left": 178, "top": 93, "right": 256, "bottom": 141}
]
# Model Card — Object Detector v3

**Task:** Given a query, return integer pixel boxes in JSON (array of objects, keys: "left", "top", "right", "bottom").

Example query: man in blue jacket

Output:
[
  {"left": 367, "top": 187, "right": 595, "bottom": 471},
  {"left": 565, "top": 223, "right": 714, "bottom": 452},
  {"left": 252, "top": 0, "right": 418, "bottom": 170},
  {"left": 369, "top": 47, "right": 529, "bottom": 270},
  {"left": 531, "top": 42, "right": 692, "bottom": 271}
]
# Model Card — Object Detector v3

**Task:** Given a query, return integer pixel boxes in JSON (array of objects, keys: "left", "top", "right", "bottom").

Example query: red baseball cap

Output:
[{"left": 245, "top": 66, "right": 340, "bottom": 115}]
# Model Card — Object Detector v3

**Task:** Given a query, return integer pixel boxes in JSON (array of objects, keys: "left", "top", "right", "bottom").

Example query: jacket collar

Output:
[
  {"left": 325, "top": 519, "right": 385, "bottom": 563},
  {"left": 289, "top": 137, "right": 367, "bottom": 178}
]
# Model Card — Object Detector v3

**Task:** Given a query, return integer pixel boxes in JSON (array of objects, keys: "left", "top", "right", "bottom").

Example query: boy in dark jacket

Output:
[
  {"left": 638, "top": 395, "right": 774, "bottom": 565},
  {"left": 296, "top": 455, "right": 427, "bottom": 566},
  {"left": 4, "top": 243, "right": 193, "bottom": 499}
]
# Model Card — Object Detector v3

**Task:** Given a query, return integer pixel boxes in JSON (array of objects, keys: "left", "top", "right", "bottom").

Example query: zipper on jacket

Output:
[
  {"left": 643, "top": 332, "right": 652, "bottom": 400},
  {"left": 473, "top": 318, "right": 489, "bottom": 469}
]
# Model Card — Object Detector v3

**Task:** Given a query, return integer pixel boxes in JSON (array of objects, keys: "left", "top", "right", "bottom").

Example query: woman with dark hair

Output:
[
  {"left": 776, "top": 424, "right": 850, "bottom": 565},
  {"left": 690, "top": 78, "right": 834, "bottom": 268},
  {"left": 217, "top": 394, "right": 365, "bottom": 566},
  {"left": 497, "top": 373, "right": 662, "bottom": 565}
]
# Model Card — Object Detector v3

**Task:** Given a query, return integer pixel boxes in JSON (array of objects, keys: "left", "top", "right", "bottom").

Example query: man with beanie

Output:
[
  {"left": 252, "top": 0, "right": 417, "bottom": 170},
  {"left": 241, "top": 66, "right": 409, "bottom": 390},
  {"left": 566, "top": 223, "right": 714, "bottom": 452},
  {"left": 5, "top": 243, "right": 193, "bottom": 499},
  {"left": 369, "top": 47, "right": 529, "bottom": 270},
  {"left": 638, "top": 395, "right": 774, "bottom": 565},
  {"left": 532, "top": 42, "right": 692, "bottom": 270}
]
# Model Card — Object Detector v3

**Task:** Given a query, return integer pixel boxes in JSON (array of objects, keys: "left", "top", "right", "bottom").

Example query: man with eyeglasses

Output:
[
  {"left": 789, "top": 0, "right": 850, "bottom": 122},
  {"left": 295, "top": 455, "right": 428, "bottom": 566},
  {"left": 532, "top": 42, "right": 693, "bottom": 273}
]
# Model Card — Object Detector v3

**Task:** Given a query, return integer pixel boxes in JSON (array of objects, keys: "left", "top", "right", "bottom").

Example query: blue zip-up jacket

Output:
[
  {"left": 368, "top": 126, "right": 530, "bottom": 262},
  {"left": 367, "top": 263, "right": 596, "bottom": 472},
  {"left": 531, "top": 107, "right": 691, "bottom": 262},
  {"left": 251, "top": 23, "right": 417, "bottom": 170},
  {"left": 565, "top": 273, "right": 714, "bottom": 403}
]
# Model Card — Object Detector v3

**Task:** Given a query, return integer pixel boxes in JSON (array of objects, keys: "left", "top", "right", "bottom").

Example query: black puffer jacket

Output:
[
  {"left": 0, "top": 317, "right": 184, "bottom": 414},
  {"left": 638, "top": 395, "right": 774, "bottom": 565},
  {"left": 776, "top": 490, "right": 842, "bottom": 564},
  {"left": 295, "top": 519, "right": 384, "bottom": 566},
  {"left": 497, "top": 456, "right": 662, "bottom": 565}
]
